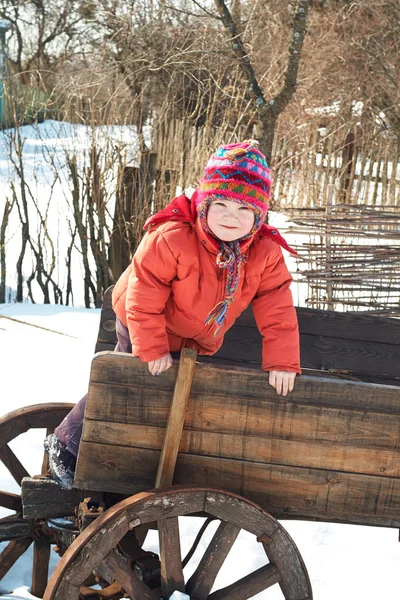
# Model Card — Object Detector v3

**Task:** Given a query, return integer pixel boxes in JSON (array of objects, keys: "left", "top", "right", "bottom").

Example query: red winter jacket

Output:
[{"left": 112, "top": 194, "right": 300, "bottom": 373}]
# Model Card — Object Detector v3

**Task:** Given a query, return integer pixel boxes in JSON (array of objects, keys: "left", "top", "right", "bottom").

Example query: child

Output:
[{"left": 45, "top": 140, "right": 300, "bottom": 489}]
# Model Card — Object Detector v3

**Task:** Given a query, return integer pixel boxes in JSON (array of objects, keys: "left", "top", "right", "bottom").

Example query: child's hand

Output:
[
  {"left": 269, "top": 370, "right": 296, "bottom": 396},
  {"left": 148, "top": 353, "right": 173, "bottom": 376}
]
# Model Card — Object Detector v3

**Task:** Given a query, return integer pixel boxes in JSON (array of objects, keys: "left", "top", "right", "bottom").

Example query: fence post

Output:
[{"left": 326, "top": 183, "right": 334, "bottom": 310}]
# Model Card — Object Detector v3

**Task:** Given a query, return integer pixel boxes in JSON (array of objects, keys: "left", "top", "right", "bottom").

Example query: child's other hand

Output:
[
  {"left": 269, "top": 370, "right": 296, "bottom": 396},
  {"left": 148, "top": 353, "right": 173, "bottom": 376}
]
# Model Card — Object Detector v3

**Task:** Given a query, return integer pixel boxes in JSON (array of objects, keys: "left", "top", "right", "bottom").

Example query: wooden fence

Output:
[
  {"left": 283, "top": 203, "right": 400, "bottom": 315},
  {"left": 152, "top": 118, "right": 400, "bottom": 209},
  {"left": 152, "top": 117, "right": 255, "bottom": 206},
  {"left": 272, "top": 127, "right": 400, "bottom": 209},
  {"left": 152, "top": 118, "right": 400, "bottom": 315}
]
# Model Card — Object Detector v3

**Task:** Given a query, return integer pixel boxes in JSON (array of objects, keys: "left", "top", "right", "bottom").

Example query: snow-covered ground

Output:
[
  {"left": 1, "top": 303, "right": 400, "bottom": 599},
  {"left": 0, "top": 120, "right": 150, "bottom": 307},
  {"left": 1, "top": 119, "right": 399, "bottom": 598}
]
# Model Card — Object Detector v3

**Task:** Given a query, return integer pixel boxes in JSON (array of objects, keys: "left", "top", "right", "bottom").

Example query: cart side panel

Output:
[
  {"left": 95, "top": 287, "right": 400, "bottom": 385},
  {"left": 74, "top": 353, "right": 400, "bottom": 527}
]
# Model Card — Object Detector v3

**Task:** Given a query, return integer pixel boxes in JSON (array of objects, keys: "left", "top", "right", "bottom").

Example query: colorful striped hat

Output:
[
  {"left": 195, "top": 140, "right": 271, "bottom": 335},
  {"left": 196, "top": 139, "right": 271, "bottom": 219}
]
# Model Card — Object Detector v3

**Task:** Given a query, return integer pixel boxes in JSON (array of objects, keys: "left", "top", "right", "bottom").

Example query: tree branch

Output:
[
  {"left": 271, "top": 0, "right": 311, "bottom": 116},
  {"left": 214, "top": 0, "right": 311, "bottom": 161},
  {"left": 213, "top": 0, "right": 267, "bottom": 108},
  {"left": 191, "top": 0, "right": 219, "bottom": 19}
]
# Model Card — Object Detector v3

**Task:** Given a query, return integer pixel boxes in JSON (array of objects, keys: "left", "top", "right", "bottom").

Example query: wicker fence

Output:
[
  {"left": 153, "top": 118, "right": 400, "bottom": 314},
  {"left": 284, "top": 201, "right": 400, "bottom": 315},
  {"left": 152, "top": 118, "right": 400, "bottom": 209}
]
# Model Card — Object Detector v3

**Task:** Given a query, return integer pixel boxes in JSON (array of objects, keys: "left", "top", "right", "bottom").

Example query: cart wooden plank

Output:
[
  {"left": 81, "top": 421, "right": 400, "bottom": 478},
  {"left": 74, "top": 352, "right": 400, "bottom": 527},
  {"left": 217, "top": 326, "right": 400, "bottom": 381},
  {"left": 76, "top": 441, "right": 400, "bottom": 526},
  {"left": 85, "top": 354, "right": 400, "bottom": 413},
  {"left": 95, "top": 286, "right": 400, "bottom": 384}
]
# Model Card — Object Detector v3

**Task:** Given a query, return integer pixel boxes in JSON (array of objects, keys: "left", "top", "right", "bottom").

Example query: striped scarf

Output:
[{"left": 198, "top": 195, "right": 264, "bottom": 335}]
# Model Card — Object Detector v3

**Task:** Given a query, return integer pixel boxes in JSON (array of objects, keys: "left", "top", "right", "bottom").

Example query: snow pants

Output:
[{"left": 54, "top": 316, "right": 133, "bottom": 457}]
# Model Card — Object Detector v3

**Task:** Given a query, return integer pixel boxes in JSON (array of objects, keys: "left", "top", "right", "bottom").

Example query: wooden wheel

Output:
[
  {"left": 0, "top": 403, "right": 74, "bottom": 596},
  {"left": 44, "top": 486, "right": 312, "bottom": 600}
]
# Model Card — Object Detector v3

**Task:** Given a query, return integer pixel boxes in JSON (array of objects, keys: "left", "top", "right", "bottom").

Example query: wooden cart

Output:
[{"left": 1, "top": 288, "right": 399, "bottom": 599}]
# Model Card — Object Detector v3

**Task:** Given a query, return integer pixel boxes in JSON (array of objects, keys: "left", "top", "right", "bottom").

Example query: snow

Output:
[
  {"left": 1, "top": 119, "right": 400, "bottom": 598},
  {"left": 1, "top": 304, "right": 400, "bottom": 599},
  {"left": 0, "top": 120, "right": 150, "bottom": 307}
]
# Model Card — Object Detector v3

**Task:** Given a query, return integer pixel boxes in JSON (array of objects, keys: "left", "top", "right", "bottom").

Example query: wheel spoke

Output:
[
  {"left": 159, "top": 516, "right": 185, "bottom": 599},
  {"left": 0, "top": 515, "right": 30, "bottom": 541},
  {"left": 0, "top": 491, "right": 22, "bottom": 512},
  {"left": 208, "top": 563, "right": 281, "bottom": 600},
  {"left": 101, "top": 550, "right": 159, "bottom": 600},
  {"left": 0, "top": 537, "right": 33, "bottom": 579},
  {"left": 79, "top": 581, "right": 122, "bottom": 599},
  {"left": 0, "top": 444, "right": 30, "bottom": 486},
  {"left": 186, "top": 520, "right": 240, "bottom": 600},
  {"left": 32, "top": 537, "right": 51, "bottom": 598}
]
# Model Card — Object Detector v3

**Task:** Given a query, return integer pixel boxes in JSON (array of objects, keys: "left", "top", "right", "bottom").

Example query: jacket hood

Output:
[{"left": 144, "top": 192, "right": 297, "bottom": 255}]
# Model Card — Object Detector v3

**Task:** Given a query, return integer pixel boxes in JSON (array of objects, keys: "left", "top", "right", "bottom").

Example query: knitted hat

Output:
[{"left": 195, "top": 139, "right": 271, "bottom": 220}]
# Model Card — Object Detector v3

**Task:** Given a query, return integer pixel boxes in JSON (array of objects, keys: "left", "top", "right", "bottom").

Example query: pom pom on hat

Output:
[{"left": 196, "top": 139, "right": 271, "bottom": 220}]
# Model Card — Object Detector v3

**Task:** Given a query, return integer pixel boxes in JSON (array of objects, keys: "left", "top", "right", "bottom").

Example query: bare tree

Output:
[
  {"left": 213, "top": 0, "right": 311, "bottom": 162},
  {"left": 0, "top": 197, "right": 14, "bottom": 303},
  {"left": 85, "top": 145, "right": 113, "bottom": 307},
  {"left": 1, "top": 0, "right": 99, "bottom": 81},
  {"left": 341, "top": 0, "right": 400, "bottom": 134},
  {"left": 7, "top": 130, "right": 63, "bottom": 303},
  {"left": 66, "top": 154, "right": 97, "bottom": 308}
]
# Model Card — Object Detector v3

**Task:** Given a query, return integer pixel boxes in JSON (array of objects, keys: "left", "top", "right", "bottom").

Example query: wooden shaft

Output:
[
  {"left": 31, "top": 538, "right": 51, "bottom": 598},
  {"left": 155, "top": 348, "right": 197, "bottom": 488},
  {"left": 156, "top": 350, "right": 196, "bottom": 597}
]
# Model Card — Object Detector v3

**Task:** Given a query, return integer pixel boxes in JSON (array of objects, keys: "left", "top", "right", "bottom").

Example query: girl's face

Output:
[{"left": 207, "top": 198, "right": 255, "bottom": 242}]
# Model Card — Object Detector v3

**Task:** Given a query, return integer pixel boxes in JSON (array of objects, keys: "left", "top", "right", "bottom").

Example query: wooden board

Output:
[
  {"left": 74, "top": 353, "right": 400, "bottom": 527},
  {"left": 85, "top": 354, "right": 400, "bottom": 413},
  {"left": 75, "top": 441, "right": 400, "bottom": 527},
  {"left": 81, "top": 420, "right": 400, "bottom": 478},
  {"left": 93, "top": 287, "right": 400, "bottom": 384},
  {"left": 21, "top": 477, "right": 83, "bottom": 519},
  {"left": 216, "top": 324, "right": 400, "bottom": 382},
  {"left": 241, "top": 305, "right": 400, "bottom": 345}
]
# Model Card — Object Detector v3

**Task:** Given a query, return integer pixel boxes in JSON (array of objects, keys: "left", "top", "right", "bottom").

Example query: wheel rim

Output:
[
  {"left": 44, "top": 486, "right": 312, "bottom": 600},
  {"left": 0, "top": 403, "right": 74, "bottom": 596}
]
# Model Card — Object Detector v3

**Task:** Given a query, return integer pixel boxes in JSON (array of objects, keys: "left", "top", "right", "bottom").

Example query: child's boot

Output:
[{"left": 43, "top": 433, "right": 76, "bottom": 490}]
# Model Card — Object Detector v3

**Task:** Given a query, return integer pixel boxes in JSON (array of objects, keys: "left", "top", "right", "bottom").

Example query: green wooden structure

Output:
[{"left": 0, "top": 19, "right": 50, "bottom": 129}]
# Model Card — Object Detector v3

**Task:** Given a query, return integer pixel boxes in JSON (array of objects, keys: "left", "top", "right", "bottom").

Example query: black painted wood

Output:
[
  {"left": 96, "top": 286, "right": 400, "bottom": 385},
  {"left": 237, "top": 305, "right": 400, "bottom": 345},
  {"left": 95, "top": 286, "right": 117, "bottom": 354},
  {"left": 214, "top": 325, "right": 400, "bottom": 382}
]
